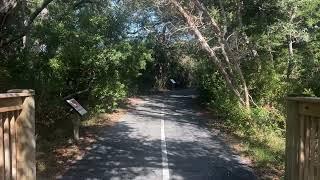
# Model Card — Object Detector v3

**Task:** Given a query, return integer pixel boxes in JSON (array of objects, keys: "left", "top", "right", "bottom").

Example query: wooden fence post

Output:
[
  {"left": 285, "top": 97, "right": 320, "bottom": 180},
  {"left": 7, "top": 89, "right": 35, "bottom": 180},
  {"left": 285, "top": 99, "right": 299, "bottom": 180},
  {"left": 72, "top": 117, "right": 80, "bottom": 142}
]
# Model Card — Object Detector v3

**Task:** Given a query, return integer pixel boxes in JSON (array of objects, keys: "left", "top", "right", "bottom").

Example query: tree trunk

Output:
[
  {"left": 72, "top": 118, "right": 80, "bottom": 142},
  {"left": 0, "top": 0, "right": 17, "bottom": 13},
  {"left": 0, "top": 0, "right": 55, "bottom": 48},
  {"left": 192, "top": 0, "right": 250, "bottom": 108},
  {"left": 236, "top": 64, "right": 250, "bottom": 108},
  {"left": 169, "top": 0, "right": 247, "bottom": 106},
  {"left": 287, "top": 38, "right": 294, "bottom": 80},
  {"left": 286, "top": 12, "right": 295, "bottom": 80}
]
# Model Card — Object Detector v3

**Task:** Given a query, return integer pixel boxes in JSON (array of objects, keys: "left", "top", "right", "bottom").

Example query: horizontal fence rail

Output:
[
  {"left": 286, "top": 97, "right": 320, "bottom": 180},
  {"left": 0, "top": 90, "right": 35, "bottom": 180}
]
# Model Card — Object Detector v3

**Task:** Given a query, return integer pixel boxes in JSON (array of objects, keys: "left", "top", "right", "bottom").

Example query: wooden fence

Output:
[
  {"left": 0, "top": 89, "right": 35, "bottom": 180},
  {"left": 286, "top": 97, "right": 320, "bottom": 180}
]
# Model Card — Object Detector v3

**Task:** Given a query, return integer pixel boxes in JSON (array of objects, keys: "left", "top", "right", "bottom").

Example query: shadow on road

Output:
[{"left": 60, "top": 89, "right": 256, "bottom": 180}]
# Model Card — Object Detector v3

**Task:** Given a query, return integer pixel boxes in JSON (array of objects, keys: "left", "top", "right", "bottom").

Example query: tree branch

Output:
[
  {"left": 218, "top": 0, "right": 227, "bottom": 35},
  {"left": 168, "top": 0, "right": 245, "bottom": 105},
  {"left": 0, "top": 0, "right": 17, "bottom": 13},
  {"left": 0, "top": 0, "right": 55, "bottom": 48},
  {"left": 192, "top": 0, "right": 224, "bottom": 38},
  {"left": 73, "top": 0, "right": 95, "bottom": 9}
]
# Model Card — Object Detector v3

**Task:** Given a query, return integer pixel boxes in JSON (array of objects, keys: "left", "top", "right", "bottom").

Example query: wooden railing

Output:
[
  {"left": 286, "top": 97, "right": 320, "bottom": 180},
  {"left": 0, "top": 89, "right": 35, "bottom": 180}
]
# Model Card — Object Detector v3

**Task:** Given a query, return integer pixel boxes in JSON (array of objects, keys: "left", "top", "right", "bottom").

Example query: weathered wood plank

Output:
[
  {"left": 0, "top": 113, "right": 4, "bottom": 180},
  {"left": 0, "top": 93, "right": 33, "bottom": 99},
  {"left": 310, "top": 117, "right": 315, "bottom": 180},
  {"left": 287, "top": 97, "right": 320, "bottom": 104},
  {"left": 288, "top": 100, "right": 320, "bottom": 180},
  {"left": 299, "top": 115, "right": 305, "bottom": 180},
  {"left": 304, "top": 116, "right": 310, "bottom": 180},
  {"left": 317, "top": 119, "right": 320, "bottom": 178},
  {"left": 4, "top": 112, "right": 10, "bottom": 180},
  {"left": 16, "top": 95, "right": 35, "bottom": 180},
  {"left": 0, "top": 90, "right": 35, "bottom": 180},
  {"left": 299, "top": 103, "right": 320, "bottom": 117},
  {"left": 6, "top": 90, "right": 34, "bottom": 95},
  {"left": 10, "top": 111, "right": 17, "bottom": 180},
  {"left": 285, "top": 100, "right": 299, "bottom": 180},
  {"left": 0, "top": 106, "right": 22, "bottom": 113},
  {"left": 0, "top": 98, "right": 22, "bottom": 108}
]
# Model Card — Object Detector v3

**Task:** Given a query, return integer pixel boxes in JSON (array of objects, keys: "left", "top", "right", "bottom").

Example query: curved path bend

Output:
[{"left": 61, "top": 89, "right": 257, "bottom": 180}]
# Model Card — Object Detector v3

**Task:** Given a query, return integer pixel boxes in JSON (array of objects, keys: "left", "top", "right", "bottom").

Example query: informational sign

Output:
[
  {"left": 66, "top": 98, "right": 87, "bottom": 116},
  {"left": 170, "top": 79, "right": 176, "bottom": 84}
]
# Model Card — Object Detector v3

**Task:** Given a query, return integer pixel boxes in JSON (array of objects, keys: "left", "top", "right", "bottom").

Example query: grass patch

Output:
[
  {"left": 199, "top": 99, "right": 286, "bottom": 179},
  {"left": 240, "top": 133, "right": 285, "bottom": 167},
  {"left": 209, "top": 120, "right": 285, "bottom": 179},
  {"left": 228, "top": 118, "right": 285, "bottom": 179}
]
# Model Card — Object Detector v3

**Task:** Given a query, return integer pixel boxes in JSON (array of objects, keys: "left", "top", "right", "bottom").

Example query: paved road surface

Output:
[{"left": 61, "top": 89, "right": 257, "bottom": 180}]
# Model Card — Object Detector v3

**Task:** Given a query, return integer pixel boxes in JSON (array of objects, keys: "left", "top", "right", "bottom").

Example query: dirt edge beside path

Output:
[
  {"left": 36, "top": 97, "right": 144, "bottom": 179},
  {"left": 192, "top": 98, "right": 284, "bottom": 180}
]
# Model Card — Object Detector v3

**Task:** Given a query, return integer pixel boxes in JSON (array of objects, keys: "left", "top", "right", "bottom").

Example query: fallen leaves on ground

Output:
[{"left": 37, "top": 107, "right": 128, "bottom": 179}]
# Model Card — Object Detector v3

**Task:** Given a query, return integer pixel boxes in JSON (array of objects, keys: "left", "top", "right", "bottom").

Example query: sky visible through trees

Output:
[{"left": 0, "top": 0, "right": 319, "bottom": 177}]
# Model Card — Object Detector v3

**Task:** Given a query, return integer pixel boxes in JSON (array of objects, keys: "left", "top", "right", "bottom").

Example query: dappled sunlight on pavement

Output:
[{"left": 59, "top": 89, "right": 257, "bottom": 180}]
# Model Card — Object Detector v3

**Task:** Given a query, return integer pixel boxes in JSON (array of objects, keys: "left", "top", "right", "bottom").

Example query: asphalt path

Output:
[{"left": 60, "top": 89, "right": 257, "bottom": 180}]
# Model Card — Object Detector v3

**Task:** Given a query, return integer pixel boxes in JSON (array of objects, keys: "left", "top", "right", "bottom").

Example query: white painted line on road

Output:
[{"left": 161, "top": 103, "right": 170, "bottom": 180}]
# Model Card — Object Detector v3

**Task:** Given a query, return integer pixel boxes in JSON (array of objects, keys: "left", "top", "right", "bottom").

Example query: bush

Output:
[{"left": 196, "top": 58, "right": 286, "bottom": 170}]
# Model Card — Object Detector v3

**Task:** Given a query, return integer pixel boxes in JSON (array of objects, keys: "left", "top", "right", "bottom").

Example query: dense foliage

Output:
[
  {"left": 193, "top": 0, "right": 320, "bottom": 170},
  {"left": 0, "top": 0, "right": 319, "bottom": 175}
]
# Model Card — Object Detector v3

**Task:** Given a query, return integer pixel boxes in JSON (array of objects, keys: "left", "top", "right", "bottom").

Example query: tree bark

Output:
[
  {"left": 175, "top": 0, "right": 250, "bottom": 108},
  {"left": 0, "top": 0, "right": 55, "bottom": 48},
  {"left": 169, "top": 0, "right": 246, "bottom": 105},
  {"left": 287, "top": 38, "right": 294, "bottom": 80},
  {"left": 0, "top": 0, "right": 98, "bottom": 48},
  {"left": 286, "top": 12, "right": 296, "bottom": 80},
  {"left": 0, "top": 0, "right": 17, "bottom": 13},
  {"left": 191, "top": 0, "right": 251, "bottom": 108},
  {"left": 207, "top": 0, "right": 250, "bottom": 108}
]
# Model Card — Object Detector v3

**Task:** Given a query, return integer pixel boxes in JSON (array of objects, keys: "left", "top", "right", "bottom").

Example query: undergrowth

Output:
[
  {"left": 208, "top": 100, "right": 285, "bottom": 178},
  {"left": 198, "top": 84, "right": 286, "bottom": 178}
]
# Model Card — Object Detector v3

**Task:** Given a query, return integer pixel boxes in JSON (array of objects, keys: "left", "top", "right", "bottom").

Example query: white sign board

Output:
[
  {"left": 66, "top": 98, "right": 87, "bottom": 116},
  {"left": 170, "top": 79, "right": 176, "bottom": 84}
]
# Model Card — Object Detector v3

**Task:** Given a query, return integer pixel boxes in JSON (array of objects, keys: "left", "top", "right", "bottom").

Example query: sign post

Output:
[
  {"left": 170, "top": 79, "right": 177, "bottom": 90},
  {"left": 66, "top": 98, "right": 87, "bottom": 142},
  {"left": 66, "top": 98, "right": 87, "bottom": 116}
]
